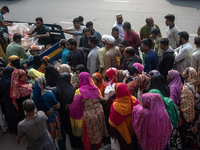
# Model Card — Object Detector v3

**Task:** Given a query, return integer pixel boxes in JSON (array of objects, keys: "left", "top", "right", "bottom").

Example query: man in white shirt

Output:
[
  {"left": 191, "top": 36, "right": 200, "bottom": 77},
  {"left": 165, "top": 14, "right": 179, "bottom": 49},
  {"left": 87, "top": 36, "right": 100, "bottom": 75},
  {"left": 113, "top": 13, "right": 124, "bottom": 39},
  {"left": 174, "top": 31, "right": 193, "bottom": 82},
  {"left": 62, "top": 18, "right": 83, "bottom": 47}
]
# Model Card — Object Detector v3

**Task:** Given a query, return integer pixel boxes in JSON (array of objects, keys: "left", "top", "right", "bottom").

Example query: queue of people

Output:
[{"left": 1, "top": 5, "right": 200, "bottom": 150}]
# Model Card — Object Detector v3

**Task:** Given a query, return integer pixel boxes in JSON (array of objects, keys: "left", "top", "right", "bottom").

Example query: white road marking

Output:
[
  {"left": 104, "top": 0, "right": 129, "bottom": 3},
  {"left": 60, "top": 21, "right": 72, "bottom": 24}
]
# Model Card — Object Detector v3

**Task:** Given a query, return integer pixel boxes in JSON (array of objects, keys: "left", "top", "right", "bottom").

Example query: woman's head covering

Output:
[
  {"left": 149, "top": 70, "right": 160, "bottom": 77},
  {"left": 53, "top": 73, "right": 75, "bottom": 105},
  {"left": 8, "top": 55, "right": 20, "bottom": 69},
  {"left": 32, "top": 54, "right": 42, "bottom": 70},
  {"left": 127, "top": 74, "right": 150, "bottom": 95},
  {"left": 92, "top": 72, "right": 105, "bottom": 96},
  {"left": 185, "top": 67, "right": 197, "bottom": 85},
  {"left": 59, "top": 64, "right": 71, "bottom": 74},
  {"left": 109, "top": 83, "right": 140, "bottom": 144},
  {"left": 79, "top": 72, "right": 101, "bottom": 99},
  {"left": 1, "top": 66, "right": 14, "bottom": 91},
  {"left": 168, "top": 70, "right": 183, "bottom": 104},
  {"left": 28, "top": 68, "right": 45, "bottom": 80},
  {"left": 75, "top": 64, "right": 86, "bottom": 72},
  {"left": 105, "top": 67, "right": 117, "bottom": 86},
  {"left": 133, "top": 63, "right": 144, "bottom": 74},
  {"left": 45, "top": 64, "right": 59, "bottom": 87},
  {"left": 115, "top": 70, "right": 124, "bottom": 82},
  {"left": 132, "top": 93, "right": 173, "bottom": 150},
  {"left": 31, "top": 76, "right": 46, "bottom": 111},
  {"left": 150, "top": 74, "right": 170, "bottom": 97},
  {"left": 149, "top": 89, "right": 180, "bottom": 129},
  {"left": 10, "top": 69, "right": 32, "bottom": 110},
  {"left": 37, "top": 56, "right": 50, "bottom": 73}
]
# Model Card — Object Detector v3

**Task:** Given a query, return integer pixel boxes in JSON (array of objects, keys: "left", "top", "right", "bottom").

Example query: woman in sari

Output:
[
  {"left": 69, "top": 72, "right": 108, "bottom": 150},
  {"left": 149, "top": 89, "right": 182, "bottom": 149},
  {"left": 0, "top": 66, "right": 20, "bottom": 134},
  {"left": 132, "top": 93, "right": 173, "bottom": 150},
  {"left": 52, "top": 73, "right": 83, "bottom": 148},
  {"left": 180, "top": 67, "right": 198, "bottom": 147},
  {"left": 127, "top": 74, "right": 150, "bottom": 102},
  {"left": 28, "top": 68, "right": 45, "bottom": 81},
  {"left": 167, "top": 70, "right": 183, "bottom": 105},
  {"left": 109, "top": 83, "right": 140, "bottom": 150},
  {"left": 150, "top": 74, "right": 170, "bottom": 97},
  {"left": 92, "top": 72, "right": 105, "bottom": 96},
  {"left": 10, "top": 69, "right": 32, "bottom": 121},
  {"left": 31, "top": 76, "right": 65, "bottom": 150}
]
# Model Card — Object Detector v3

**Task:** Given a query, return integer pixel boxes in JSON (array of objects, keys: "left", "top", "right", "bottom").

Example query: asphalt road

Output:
[{"left": 0, "top": 0, "right": 200, "bottom": 149}]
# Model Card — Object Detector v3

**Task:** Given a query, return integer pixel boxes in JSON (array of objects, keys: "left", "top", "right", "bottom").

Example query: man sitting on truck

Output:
[{"left": 29, "top": 17, "right": 52, "bottom": 49}]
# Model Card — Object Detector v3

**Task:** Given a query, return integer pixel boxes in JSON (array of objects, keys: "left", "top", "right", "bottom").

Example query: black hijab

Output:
[
  {"left": 33, "top": 54, "right": 42, "bottom": 70},
  {"left": 52, "top": 73, "right": 75, "bottom": 105},
  {"left": 45, "top": 64, "right": 59, "bottom": 87},
  {"left": 0, "top": 66, "right": 14, "bottom": 95},
  {"left": 150, "top": 74, "right": 170, "bottom": 97}
]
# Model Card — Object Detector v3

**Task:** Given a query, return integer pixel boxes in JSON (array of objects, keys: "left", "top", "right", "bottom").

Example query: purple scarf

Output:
[
  {"left": 79, "top": 72, "right": 101, "bottom": 99},
  {"left": 168, "top": 70, "right": 183, "bottom": 105}
]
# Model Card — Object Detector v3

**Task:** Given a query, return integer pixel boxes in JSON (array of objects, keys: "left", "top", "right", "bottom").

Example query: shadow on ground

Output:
[{"left": 167, "top": 0, "right": 200, "bottom": 10}]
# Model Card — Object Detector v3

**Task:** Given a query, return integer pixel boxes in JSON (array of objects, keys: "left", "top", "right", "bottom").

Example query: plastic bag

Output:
[
  {"left": 111, "top": 138, "right": 120, "bottom": 150},
  {"left": 8, "top": 25, "right": 22, "bottom": 42},
  {"left": 29, "top": 24, "right": 35, "bottom": 34},
  {"left": 104, "top": 83, "right": 115, "bottom": 101},
  {"left": 13, "top": 23, "right": 29, "bottom": 37}
]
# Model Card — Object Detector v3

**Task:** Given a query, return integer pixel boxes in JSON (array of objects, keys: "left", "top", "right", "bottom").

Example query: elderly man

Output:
[
  {"left": 140, "top": 17, "right": 160, "bottom": 40},
  {"left": 112, "top": 27, "right": 123, "bottom": 46},
  {"left": 98, "top": 35, "right": 121, "bottom": 76},
  {"left": 104, "top": 35, "right": 121, "bottom": 72},
  {"left": 113, "top": 13, "right": 124, "bottom": 39}
]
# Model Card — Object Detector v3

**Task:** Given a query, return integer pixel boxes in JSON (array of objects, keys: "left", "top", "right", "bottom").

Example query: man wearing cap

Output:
[
  {"left": 98, "top": 34, "right": 108, "bottom": 77},
  {"left": 104, "top": 35, "right": 121, "bottom": 72},
  {"left": 113, "top": 13, "right": 124, "bottom": 39}
]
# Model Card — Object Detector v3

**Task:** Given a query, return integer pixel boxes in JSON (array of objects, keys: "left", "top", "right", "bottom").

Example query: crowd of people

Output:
[{"left": 1, "top": 4, "right": 200, "bottom": 150}]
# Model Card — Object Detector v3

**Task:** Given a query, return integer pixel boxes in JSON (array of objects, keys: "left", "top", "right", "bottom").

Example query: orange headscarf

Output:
[{"left": 92, "top": 72, "right": 105, "bottom": 96}]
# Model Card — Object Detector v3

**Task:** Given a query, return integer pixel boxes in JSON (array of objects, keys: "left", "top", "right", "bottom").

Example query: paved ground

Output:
[{"left": 0, "top": 0, "right": 200, "bottom": 149}]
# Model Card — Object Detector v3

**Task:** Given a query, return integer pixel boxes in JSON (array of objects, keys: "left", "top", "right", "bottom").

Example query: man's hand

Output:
[{"left": 36, "top": 35, "right": 40, "bottom": 38}]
